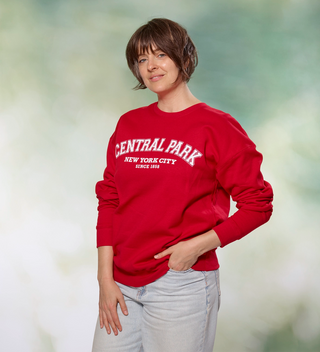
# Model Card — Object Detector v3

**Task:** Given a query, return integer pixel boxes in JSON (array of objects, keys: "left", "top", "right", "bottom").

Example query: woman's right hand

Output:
[{"left": 99, "top": 278, "right": 128, "bottom": 335}]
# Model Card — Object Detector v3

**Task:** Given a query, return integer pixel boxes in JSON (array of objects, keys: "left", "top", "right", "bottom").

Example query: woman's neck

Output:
[{"left": 157, "top": 83, "right": 201, "bottom": 113}]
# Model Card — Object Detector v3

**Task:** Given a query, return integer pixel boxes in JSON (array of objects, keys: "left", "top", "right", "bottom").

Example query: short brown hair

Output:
[{"left": 126, "top": 18, "right": 198, "bottom": 90}]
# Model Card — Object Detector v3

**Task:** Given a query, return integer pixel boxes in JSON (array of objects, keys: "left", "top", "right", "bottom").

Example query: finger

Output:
[
  {"left": 99, "top": 308, "right": 104, "bottom": 329},
  {"left": 154, "top": 247, "right": 173, "bottom": 259},
  {"left": 118, "top": 295, "right": 128, "bottom": 316},
  {"left": 110, "top": 305, "right": 123, "bottom": 333},
  {"left": 101, "top": 309, "right": 111, "bottom": 334},
  {"left": 106, "top": 309, "right": 119, "bottom": 336}
]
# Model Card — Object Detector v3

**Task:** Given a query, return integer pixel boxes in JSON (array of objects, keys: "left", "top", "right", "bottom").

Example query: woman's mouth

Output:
[{"left": 150, "top": 75, "right": 164, "bottom": 82}]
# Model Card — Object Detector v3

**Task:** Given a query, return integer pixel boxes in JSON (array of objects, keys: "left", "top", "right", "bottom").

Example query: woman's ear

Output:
[{"left": 184, "top": 58, "right": 190, "bottom": 71}]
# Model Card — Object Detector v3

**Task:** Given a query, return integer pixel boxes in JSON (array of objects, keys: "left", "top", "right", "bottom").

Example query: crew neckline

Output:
[{"left": 151, "top": 102, "right": 207, "bottom": 118}]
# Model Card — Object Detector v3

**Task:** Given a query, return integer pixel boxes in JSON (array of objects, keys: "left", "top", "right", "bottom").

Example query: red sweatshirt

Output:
[{"left": 96, "top": 102, "right": 273, "bottom": 287}]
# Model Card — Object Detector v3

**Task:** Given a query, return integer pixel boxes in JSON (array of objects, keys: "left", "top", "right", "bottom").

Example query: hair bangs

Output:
[{"left": 135, "top": 29, "right": 165, "bottom": 58}]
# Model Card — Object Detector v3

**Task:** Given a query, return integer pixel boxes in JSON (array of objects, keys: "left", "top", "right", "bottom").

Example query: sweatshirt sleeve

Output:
[
  {"left": 95, "top": 133, "right": 119, "bottom": 247},
  {"left": 212, "top": 133, "right": 273, "bottom": 248}
]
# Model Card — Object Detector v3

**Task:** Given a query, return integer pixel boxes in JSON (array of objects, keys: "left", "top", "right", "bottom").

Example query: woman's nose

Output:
[{"left": 148, "top": 57, "right": 157, "bottom": 71}]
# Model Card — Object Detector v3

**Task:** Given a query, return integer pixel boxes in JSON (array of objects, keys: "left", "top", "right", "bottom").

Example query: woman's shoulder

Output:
[
  {"left": 120, "top": 103, "right": 155, "bottom": 119},
  {"left": 198, "top": 103, "right": 246, "bottom": 133},
  {"left": 199, "top": 103, "right": 228, "bottom": 116},
  {"left": 113, "top": 104, "right": 155, "bottom": 132}
]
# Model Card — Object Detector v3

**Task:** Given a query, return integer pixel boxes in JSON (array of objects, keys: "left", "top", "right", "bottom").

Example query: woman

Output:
[{"left": 92, "top": 18, "right": 273, "bottom": 352}]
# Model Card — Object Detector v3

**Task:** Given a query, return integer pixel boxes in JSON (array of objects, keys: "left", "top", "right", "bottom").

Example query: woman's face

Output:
[{"left": 137, "top": 46, "right": 182, "bottom": 95}]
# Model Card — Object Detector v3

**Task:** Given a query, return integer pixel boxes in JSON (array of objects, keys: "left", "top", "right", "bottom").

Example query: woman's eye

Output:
[
  {"left": 138, "top": 58, "right": 146, "bottom": 64},
  {"left": 158, "top": 53, "right": 166, "bottom": 58}
]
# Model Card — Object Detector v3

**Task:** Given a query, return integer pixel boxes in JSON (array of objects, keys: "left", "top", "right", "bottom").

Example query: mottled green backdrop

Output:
[{"left": 1, "top": 0, "right": 320, "bottom": 351}]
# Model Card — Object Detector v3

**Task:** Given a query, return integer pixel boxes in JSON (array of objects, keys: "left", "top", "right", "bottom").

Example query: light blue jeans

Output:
[{"left": 92, "top": 269, "right": 221, "bottom": 352}]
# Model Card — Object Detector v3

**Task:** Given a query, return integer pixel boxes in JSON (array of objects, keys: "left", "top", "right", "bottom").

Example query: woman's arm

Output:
[{"left": 98, "top": 246, "right": 128, "bottom": 335}]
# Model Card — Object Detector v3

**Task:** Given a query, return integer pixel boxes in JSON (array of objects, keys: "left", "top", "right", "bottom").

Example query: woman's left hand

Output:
[
  {"left": 154, "top": 240, "right": 200, "bottom": 271},
  {"left": 154, "top": 230, "right": 221, "bottom": 271}
]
